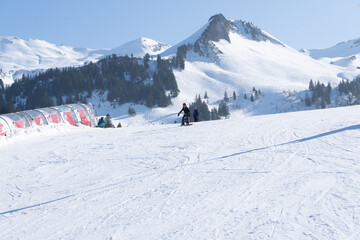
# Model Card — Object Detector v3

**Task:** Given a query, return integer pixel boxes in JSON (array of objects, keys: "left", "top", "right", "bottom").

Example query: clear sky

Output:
[{"left": 1, "top": 0, "right": 360, "bottom": 50}]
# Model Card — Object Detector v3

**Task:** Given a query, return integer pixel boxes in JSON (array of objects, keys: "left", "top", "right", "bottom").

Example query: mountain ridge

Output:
[{"left": 0, "top": 36, "right": 169, "bottom": 85}]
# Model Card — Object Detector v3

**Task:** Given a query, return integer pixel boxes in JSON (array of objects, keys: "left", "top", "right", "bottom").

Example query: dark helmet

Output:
[
  {"left": 183, "top": 103, "right": 186, "bottom": 106},
  {"left": 106, "top": 114, "right": 110, "bottom": 117}
]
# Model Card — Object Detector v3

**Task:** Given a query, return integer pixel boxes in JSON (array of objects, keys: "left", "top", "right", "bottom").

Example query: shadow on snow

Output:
[{"left": 215, "top": 124, "right": 360, "bottom": 160}]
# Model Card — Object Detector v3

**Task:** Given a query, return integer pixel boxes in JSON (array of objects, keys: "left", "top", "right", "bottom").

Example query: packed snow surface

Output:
[{"left": 1, "top": 106, "right": 360, "bottom": 239}]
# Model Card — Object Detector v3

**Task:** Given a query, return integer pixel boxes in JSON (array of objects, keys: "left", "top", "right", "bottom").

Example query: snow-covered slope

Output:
[
  {"left": 162, "top": 14, "right": 357, "bottom": 102},
  {"left": 305, "top": 38, "right": 360, "bottom": 59},
  {"left": 107, "top": 37, "right": 170, "bottom": 58},
  {"left": 0, "top": 36, "right": 170, "bottom": 85},
  {"left": 302, "top": 38, "right": 360, "bottom": 70},
  {"left": 1, "top": 105, "right": 360, "bottom": 239}
]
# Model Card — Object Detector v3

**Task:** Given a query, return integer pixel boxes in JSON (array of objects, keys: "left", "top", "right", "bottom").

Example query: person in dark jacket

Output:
[
  {"left": 193, "top": 107, "right": 199, "bottom": 122},
  {"left": 178, "top": 103, "right": 190, "bottom": 125},
  {"left": 97, "top": 117, "right": 106, "bottom": 128}
]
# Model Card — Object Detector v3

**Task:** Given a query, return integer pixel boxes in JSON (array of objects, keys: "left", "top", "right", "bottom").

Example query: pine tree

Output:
[
  {"left": 175, "top": 45, "right": 187, "bottom": 70},
  {"left": 244, "top": 94, "right": 247, "bottom": 100},
  {"left": 0, "top": 79, "right": 4, "bottom": 92},
  {"left": 224, "top": 91, "right": 229, "bottom": 102},
  {"left": 143, "top": 53, "right": 150, "bottom": 69},
  {"left": 6, "top": 100, "right": 14, "bottom": 113},
  {"left": 210, "top": 107, "right": 220, "bottom": 120},
  {"left": 320, "top": 96, "right": 326, "bottom": 109},
  {"left": 325, "top": 82, "right": 332, "bottom": 105},
  {"left": 309, "top": 79, "right": 314, "bottom": 90},
  {"left": 15, "top": 104, "right": 21, "bottom": 112},
  {"left": 311, "top": 91, "right": 318, "bottom": 104},
  {"left": 305, "top": 92, "right": 311, "bottom": 107},
  {"left": 233, "top": 91, "right": 237, "bottom": 100},
  {"left": 128, "top": 106, "right": 136, "bottom": 116},
  {"left": 189, "top": 95, "right": 210, "bottom": 122},
  {"left": 250, "top": 94, "right": 254, "bottom": 102},
  {"left": 204, "top": 91, "right": 208, "bottom": 99},
  {"left": 0, "top": 100, "right": 6, "bottom": 114},
  {"left": 218, "top": 101, "right": 230, "bottom": 118}
]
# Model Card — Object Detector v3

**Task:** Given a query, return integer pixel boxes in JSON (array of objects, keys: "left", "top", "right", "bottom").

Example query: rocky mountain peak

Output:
[{"left": 201, "top": 13, "right": 234, "bottom": 43}]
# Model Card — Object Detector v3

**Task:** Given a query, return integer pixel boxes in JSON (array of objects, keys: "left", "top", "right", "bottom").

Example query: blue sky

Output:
[{"left": 1, "top": 0, "right": 360, "bottom": 50}]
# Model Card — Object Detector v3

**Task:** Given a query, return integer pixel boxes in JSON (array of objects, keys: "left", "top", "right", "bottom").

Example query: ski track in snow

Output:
[{"left": 1, "top": 106, "right": 360, "bottom": 239}]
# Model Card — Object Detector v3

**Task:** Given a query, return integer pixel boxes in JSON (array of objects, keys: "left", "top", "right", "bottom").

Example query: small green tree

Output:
[
  {"left": 6, "top": 100, "right": 14, "bottom": 113},
  {"left": 204, "top": 91, "right": 208, "bottom": 99},
  {"left": 250, "top": 94, "right": 254, "bottom": 102},
  {"left": 320, "top": 96, "right": 326, "bottom": 109},
  {"left": 143, "top": 53, "right": 150, "bottom": 69},
  {"left": 224, "top": 91, "right": 229, "bottom": 102},
  {"left": 305, "top": 93, "right": 311, "bottom": 107},
  {"left": 128, "top": 106, "right": 136, "bottom": 116},
  {"left": 210, "top": 107, "right": 220, "bottom": 120},
  {"left": 233, "top": 91, "right": 237, "bottom": 100},
  {"left": 309, "top": 79, "right": 314, "bottom": 90},
  {"left": 218, "top": 101, "right": 230, "bottom": 118}
]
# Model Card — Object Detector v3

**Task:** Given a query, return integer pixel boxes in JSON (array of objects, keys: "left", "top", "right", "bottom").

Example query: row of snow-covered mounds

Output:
[{"left": 1, "top": 106, "right": 360, "bottom": 239}]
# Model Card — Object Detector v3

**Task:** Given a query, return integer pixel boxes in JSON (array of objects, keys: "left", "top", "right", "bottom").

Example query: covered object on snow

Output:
[
  {"left": 18, "top": 110, "right": 48, "bottom": 126},
  {"left": 67, "top": 104, "right": 93, "bottom": 127},
  {"left": 0, "top": 113, "right": 31, "bottom": 130},
  {"left": 36, "top": 107, "right": 64, "bottom": 124},
  {"left": 0, "top": 102, "right": 97, "bottom": 136},
  {"left": 80, "top": 103, "right": 97, "bottom": 127},
  {"left": 51, "top": 105, "right": 79, "bottom": 126},
  {"left": 0, "top": 117, "right": 11, "bottom": 136}
]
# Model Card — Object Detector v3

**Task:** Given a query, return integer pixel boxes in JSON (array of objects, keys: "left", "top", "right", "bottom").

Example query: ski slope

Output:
[{"left": 1, "top": 106, "right": 360, "bottom": 239}]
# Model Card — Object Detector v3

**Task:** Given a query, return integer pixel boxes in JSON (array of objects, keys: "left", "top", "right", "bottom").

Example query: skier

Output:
[
  {"left": 97, "top": 117, "right": 106, "bottom": 128},
  {"left": 193, "top": 107, "right": 199, "bottom": 122},
  {"left": 104, "top": 114, "right": 115, "bottom": 128},
  {"left": 178, "top": 103, "right": 190, "bottom": 125}
]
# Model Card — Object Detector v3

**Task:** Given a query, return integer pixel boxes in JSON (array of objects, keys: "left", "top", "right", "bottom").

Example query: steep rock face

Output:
[
  {"left": 176, "top": 14, "right": 284, "bottom": 61},
  {"left": 193, "top": 14, "right": 234, "bottom": 59},
  {"left": 199, "top": 14, "right": 234, "bottom": 43},
  {"left": 234, "top": 20, "right": 284, "bottom": 46}
]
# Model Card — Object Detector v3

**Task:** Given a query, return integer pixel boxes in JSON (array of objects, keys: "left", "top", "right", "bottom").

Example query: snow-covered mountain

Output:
[
  {"left": 301, "top": 38, "right": 360, "bottom": 70},
  {"left": 107, "top": 37, "right": 170, "bottom": 58},
  {"left": 304, "top": 38, "right": 360, "bottom": 59},
  {"left": 161, "top": 14, "right": 357, "bottom": 104},
  {"left": 0, "top": 36, "right": 170, "bottom": 85},
  {"left": 0, "top": 36, "right": 105, "bottom": 85}
]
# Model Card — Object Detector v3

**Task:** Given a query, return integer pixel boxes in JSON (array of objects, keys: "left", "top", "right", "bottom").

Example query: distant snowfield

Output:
[{"left": 1, "top": 106, "right": 360, "bottom": 239}]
